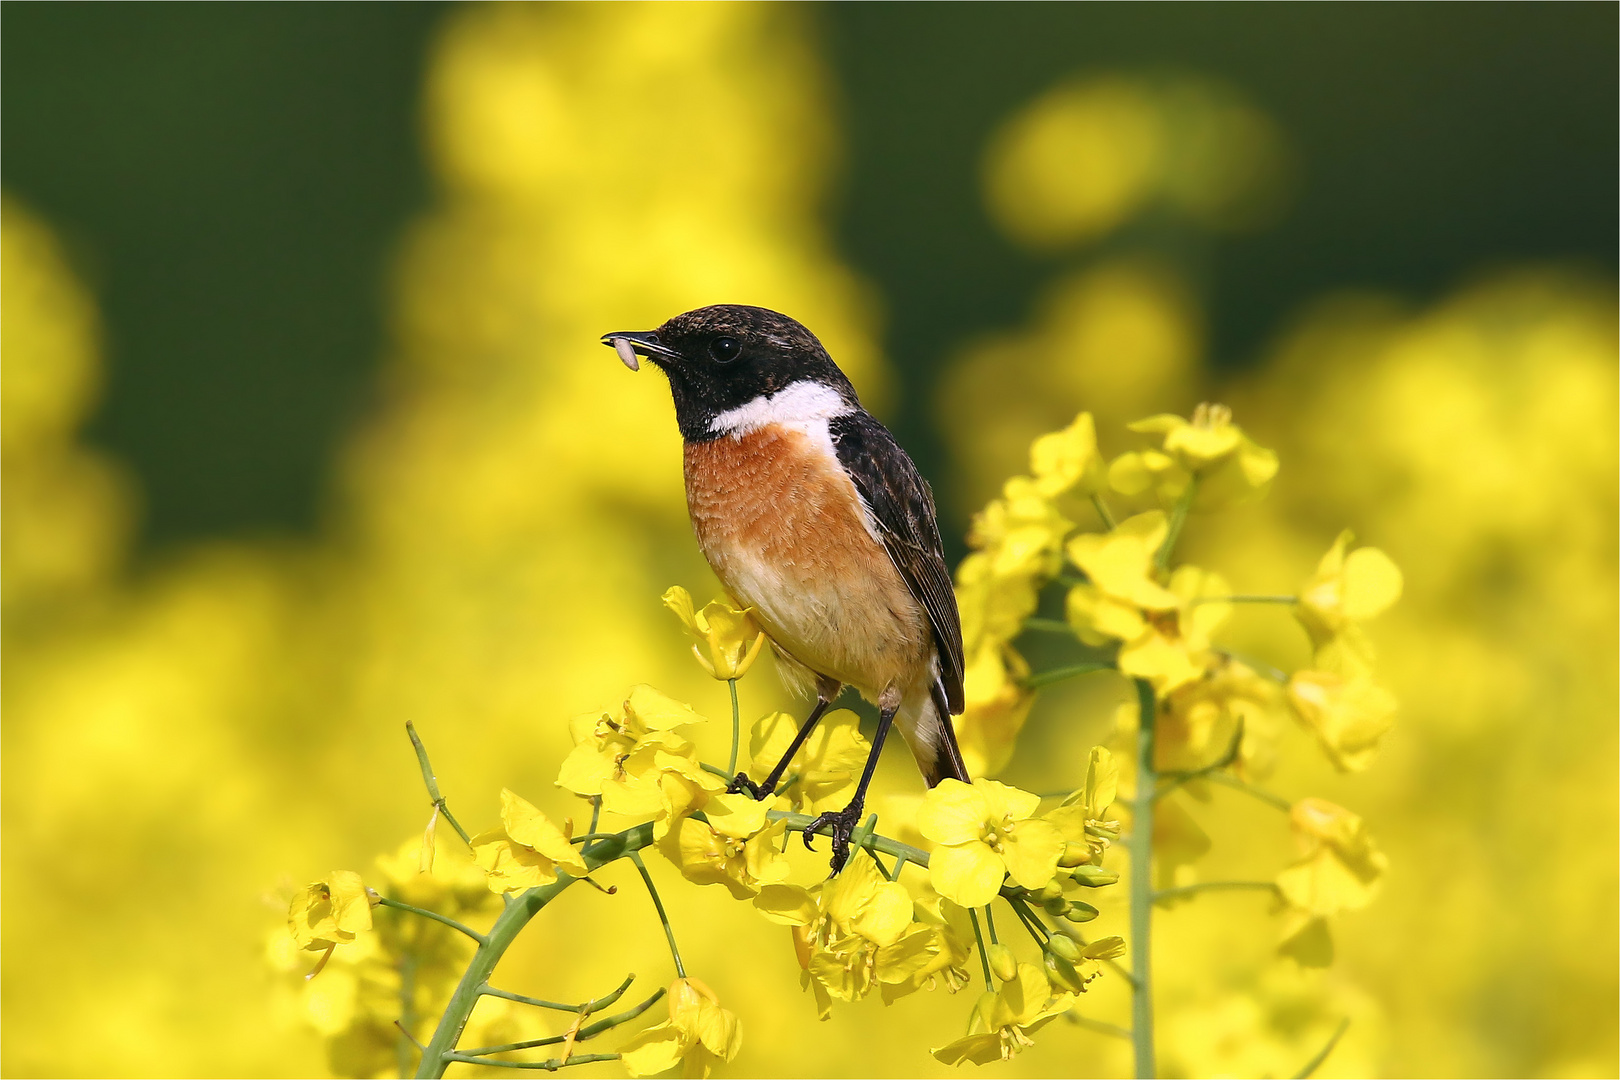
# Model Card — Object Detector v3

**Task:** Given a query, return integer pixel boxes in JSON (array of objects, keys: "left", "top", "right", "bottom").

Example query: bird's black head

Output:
[{"left": 602, "top": 304, "right": 860, "bottom": 442}]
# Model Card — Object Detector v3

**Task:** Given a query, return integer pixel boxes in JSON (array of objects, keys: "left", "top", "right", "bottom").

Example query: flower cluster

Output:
[{"left": 953, "top": 411, "right": 1104, "bottom": 775}]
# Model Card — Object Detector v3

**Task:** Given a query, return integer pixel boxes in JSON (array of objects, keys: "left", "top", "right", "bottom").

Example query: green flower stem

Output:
[
  {"left": 1292, "top": 1017, "right": 1351, "bottom": 1079},
  {"left": 1091, "top": 493, "right": 1119, "bottom": 531},
  {"left": 1022, "top": 617, "right": 1078, "bottom": 636},
  {"left": 984, "top": 904, "right": 999, "bottom": 944},
  {"left": 629, "top": 852, "right": 686, "bottom": 979},
  {"left": 1152, "top": 880, "right": 1281, "bottom": 905},
  {"left": 1205, "top": 771, "right": 1293, "bottom": 813},
  {"left": 1155, "top": 478, "right": 1200, "bottom": 573},
  {"left": 414, "top": 823, "right": 656, "bottom": 1079},
  {"left": 888, "top": 853, "right": 909, "bottom": 881},
  {"left": 1127, "top": 676, "right": 1157, "bottom": 1079},
  {"left": 455, "top": 988, "right": 666, "bottom": 1058},
  {"left": 1024, "top": 662, "right": 1114, "bottom": 691},
  {"left": 1005, "top": 895, "right": 1049, "bottom": 945},
  {"left": 479, "top": 971, "right": 636, "bottom": 1015},
  {"left": 1189, "top": 594, "right": 1299, "bottom": 605},
  {"left": 727, "top": 679, "right": 741, "bottom": 776},
  {"left": 376, "top": 897, "right": 487, "bottom": 946},
  {"left": 588, "top": 795, "right": 602, "bottom": 837},
  {"left": 968, "top": 908, "right": 993, "bottom": 986},
  {"left": 405, "top": 720, "right": 473, "bottom": 848},
  {"left": 440, "top": 1052, "right": 621, "bottom": 1071},
  {"left": 1065, "top": 1012, "right": 1133, "bottom": 1041},
  {"left": 770, "top": 811, "right": 931, "bottom": 867},
  {"left": 396, "top": 954, "right": 422, "bottom": 1078}
]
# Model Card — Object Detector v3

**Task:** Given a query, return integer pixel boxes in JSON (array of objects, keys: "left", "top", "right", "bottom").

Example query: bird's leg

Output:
[
  {"left": 728, "top": 678, "right": 842, "bottom": 799},
  {"left": 803, "top": 696, "right": 898, "bottom": 873}
]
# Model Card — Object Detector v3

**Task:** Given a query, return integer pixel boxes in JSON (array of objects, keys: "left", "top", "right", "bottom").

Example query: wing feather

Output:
[{"left": 830, "top": 413, "right": 965, "bottom": 713}]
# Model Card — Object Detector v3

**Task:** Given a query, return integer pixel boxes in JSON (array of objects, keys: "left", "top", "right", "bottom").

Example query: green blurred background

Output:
[
  {"left": 4, "top": 3, "right": 1613, "bottom": 550},
  {"left": 3, "top": 5, "right": 1615, "bottom": 1079}
]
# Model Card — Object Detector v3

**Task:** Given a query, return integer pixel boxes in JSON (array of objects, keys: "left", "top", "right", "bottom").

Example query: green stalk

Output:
[
  {"left": 414, "top": 824, "right": 655, "bottom": 1079},
  {"left": 1155, "top": 479, "right": 1199, "bottom": 573},
  {"left": 726, "top": 679, "right": 741, "bottom": 776},
  {"left": 1128, "top": 677, "right": 1157, "bottom": 1079}
]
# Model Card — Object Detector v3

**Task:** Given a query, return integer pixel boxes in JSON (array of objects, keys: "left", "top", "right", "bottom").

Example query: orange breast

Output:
[{"left": 683, "top": 425, "right": 931, "bottom": 698}]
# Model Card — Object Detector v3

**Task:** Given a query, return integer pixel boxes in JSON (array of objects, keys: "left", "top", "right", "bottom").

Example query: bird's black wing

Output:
[{"left": 830, "top": 412, "right": 965, "bottom": 713}]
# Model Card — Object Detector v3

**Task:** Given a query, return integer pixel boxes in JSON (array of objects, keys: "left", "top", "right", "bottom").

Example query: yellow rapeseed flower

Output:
[
  {"left": 1288, "top": 669, "right": 1397, "bottom": 772},
  {"left": 555, "top": 684, "right": 706, "bottom": 797},
  {"left": 1275, "top": 797, "right": 1388, "bottom": 919},
  {"left": 662, "top": 585, "right": 767, "bottom": 680},
  {"left": 1156, "top": 654, "right": 1281, "bottom": 776},
  {"left": 1111, "top": 403, "right": 1278, "bottom": 509},
  {"left": 1029, "top": 411, "right": 1106, "bottom": 497},
  {"left": 288, "top": 870, "right": 374, "bottom": 952},
  {"left": 471, "top": 789, "right": 589, "bottom": 894},
  {"left": 619, "top": 977, "right": 742, "bottom": 1079},
  {"left": 1295, "top": 531, "right": 1403, "bottom": 675},
  {"left": 663, "top": 794, "right": 788, "bottom": 899},
  {"left": 1044, "top": 747, "right": 1121, "bottom": 867},
  {"left": 932, "top": 961, "right": 1076, "bottom": 1065},
  {"left": 919, "top": 779, "right": 1065, "bottom": 907},
  {"left": 755, "top": 851, "right": 952, "bottom": 1019}
]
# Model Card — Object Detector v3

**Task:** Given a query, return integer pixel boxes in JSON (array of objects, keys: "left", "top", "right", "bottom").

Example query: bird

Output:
[{"left": 602, "top": 304, "right": 969, "bottom": 872}]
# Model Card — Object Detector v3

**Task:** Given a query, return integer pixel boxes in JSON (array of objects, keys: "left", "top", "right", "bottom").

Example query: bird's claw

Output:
[
  {"left": 726, "top": 772, "right": 766, "bottom": 800},
  {"left": 801, "top": 804, "right": 864, "bottom": 873}
]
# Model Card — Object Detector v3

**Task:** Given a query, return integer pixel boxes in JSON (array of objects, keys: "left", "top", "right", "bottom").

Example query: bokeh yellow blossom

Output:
[{"left": 288, "top": 871, "right": 374, "bottom": 953}]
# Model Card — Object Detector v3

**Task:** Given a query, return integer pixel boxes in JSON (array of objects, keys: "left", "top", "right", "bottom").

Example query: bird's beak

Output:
[{"left": 601, "top": 330, "right": 679, "bottom": 372}]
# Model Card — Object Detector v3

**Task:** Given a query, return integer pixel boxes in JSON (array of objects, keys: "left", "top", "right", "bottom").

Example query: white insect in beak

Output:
[{"left": 613, "top": 337, "right": 640, "bottom": 372}]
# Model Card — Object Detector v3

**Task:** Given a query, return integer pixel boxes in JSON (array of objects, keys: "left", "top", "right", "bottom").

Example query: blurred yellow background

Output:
[{"left": 3, "top": 4, "right": 1614, "bottom": 1077}]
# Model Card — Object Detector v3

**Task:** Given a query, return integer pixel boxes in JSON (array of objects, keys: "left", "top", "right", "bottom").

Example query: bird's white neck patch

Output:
[{"left": 709, "top": 380, "right": 852, "bottom": 437}]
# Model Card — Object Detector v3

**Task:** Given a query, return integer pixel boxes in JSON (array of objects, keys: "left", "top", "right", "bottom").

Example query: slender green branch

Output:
[
  {"left": 1205, "top": 771, "right": 1293, "bottom": 813},
  {"left": 629, "top": 852, "right": 686, "bottom": 979},
  {"left": 1292, "top": 1018, "right": 1351, "bottom": 1079},
  {"left": 968, "top": 908, "right": 993, "bottom": 986},
  {"left": 984, "top": 904, "right": 999, "bottom": 945},
  {"left": 888, "top": 852, "right": 909, "bottom": 881},
  {"left": 439, "top": 1052, "right": 620, "bottom": 1071},
  {"left": 1213, "top": 648, "right": 1290, "bottom": 684},
  {"left": 1155, "top": 478, "right": 1200, "bottom": 573},
  {"left": 1064, "top": 1012, "right": 1133, "bottom": 1040},
  {"left": 1022, "top": 617, "right": 1078, "bottom": 636},
  {"left": 457, "top": 988, "right": 666, "bottom": 1057},
  {"left": 1091, "top": 493, "right": 1118, "bottom": 531},
  {"left": 726, "top": 679, "right": 741, "bottom": 776},
  {"left": 1024, "top": 662, "right": 1114, "bottom": 690},
  {"left": 1189, "top": 594, "right": 1299, "bottom": 606},
  {"left": 479, "top": 972, "right": 636, "bottom": 1016},
  {"left": 588, "top": 795, "right": 601, "bottom": 837},
  {"left": 414, "top": 822, "right": 657, "bottom": 1079},
  {"left": 699, "top": 762, "right": 735, "bottom": 784},
  {"left": 405, "top": 721, "right": 473, "bottom": 847},
  {"left": 1005, "top": 895, "right": 1050, "bottom": 945},
  {"left": 376, "top": 896, "right": 487, "bottom": 946},
  {"left": 396, "top": 956, "right": 422, "bottom": 1078},
  {"left": 1153, "top": 880, "right": 1281, "bottom": 905},
  {"left": 1128, "top": 677, "right": 1157, "bottom": 1079}
]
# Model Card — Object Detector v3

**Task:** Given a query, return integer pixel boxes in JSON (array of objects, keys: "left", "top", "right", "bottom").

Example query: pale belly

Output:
[{"left": 684, "top": 425, "right": 932, "bottom": 700}]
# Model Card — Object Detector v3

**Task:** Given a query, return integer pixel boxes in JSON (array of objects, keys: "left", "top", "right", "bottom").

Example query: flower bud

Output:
[
  {"left": 1058, "top": 841, "right": 1091, "bottom": 868},
  {"left": 1070, "top": 864, "right": 1119, "bottom": 887},
  {"left": 1036, "top": 881, "right": 1066, "bottom": 903},
  {"left": 1046, "top": 933, "right": 1082, "bottom": 962},
  {"left": 1062, "top": 900, "right": 1100, "bottom": 923},
  {"left": 1042, "top": 895, "right": 1069, "bottom": 917},
  {"left": 1043, "top": 951, "right": 1088, "bottom": 994},
  {"left": 987, "top": 944, "right": 1018, "bottom": 983}
]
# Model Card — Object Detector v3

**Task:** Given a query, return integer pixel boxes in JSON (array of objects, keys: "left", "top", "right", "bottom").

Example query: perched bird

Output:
[{"left": 603, "top": 304, "right": 969, "bottom": 871}]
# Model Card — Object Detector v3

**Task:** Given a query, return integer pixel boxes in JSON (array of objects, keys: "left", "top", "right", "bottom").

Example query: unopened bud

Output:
[
  {"left": 1036, "top": 881, "right": 1065, "bottom": 903},
  {"left": 1070, "top": 865, "right": 1119, "bottom": 888},
  {"left": 1058, "top": 841, "right": 1090, "bottom": 868},
  {"left": 1062, "top": 900, "right": 1100, "bottom": 923},
  {"left": 987, "top": 944, "right": 1018, "bottom": 983},
  {"left": 1043, "top": 951, "right": 1086, "bottom": 994},
  {"left": 1042, "top": 895, "right": 1069, "bottom": 917},
  {"left": 1046, "top": 934, "right": 1082, "bottom": 962}
]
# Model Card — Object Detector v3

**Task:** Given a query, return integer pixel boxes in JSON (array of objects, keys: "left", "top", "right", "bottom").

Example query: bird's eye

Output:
[{"left": 709, "top": 336, "right": 742, "bottom": 363}]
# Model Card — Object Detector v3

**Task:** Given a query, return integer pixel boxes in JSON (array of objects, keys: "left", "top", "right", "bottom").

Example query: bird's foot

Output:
[
  {"left": 726, "top": 771, "right": 767, "bottom": 800},
  {"left": 801, "top": 802, "right": 865, "bottom": 874}
]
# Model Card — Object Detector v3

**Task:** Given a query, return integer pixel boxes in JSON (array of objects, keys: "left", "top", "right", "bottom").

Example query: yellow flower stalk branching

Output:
[{"left": 275, "top": 407, "right": 1393, "bottom": 1079}]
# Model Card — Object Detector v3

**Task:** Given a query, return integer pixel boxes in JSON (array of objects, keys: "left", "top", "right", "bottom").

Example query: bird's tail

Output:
[{"left": 898, "top": 678, "right": 970, "bottom": 787}]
